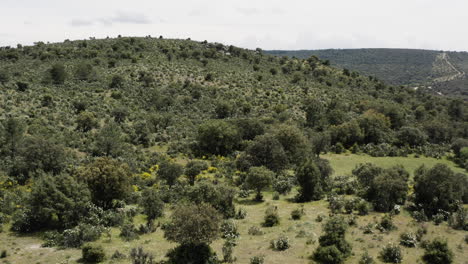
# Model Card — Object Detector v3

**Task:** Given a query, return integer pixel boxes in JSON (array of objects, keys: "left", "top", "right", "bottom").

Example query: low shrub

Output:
[
  {"left": 82, "top": 244, "right": 105, "bottom": 263},
  {"left": 379, "top": 243, "right": 403, "bottom": 263},
  {"left": 130, "top": 247, "right": 154, "bottom": 264},
  {"left": 250, "top": 255, "right": 264, "bottom": 264},
  {"left": 220, "top": 220, "right": 239, "bottom": 239},
  {"left": 270, "top": 235, "right": 290, "bottom": 251},
  {"left": 399, "top": 232, "right": 418, "bottom": 247},
  {"left": 234, "top": 208, "right": 247, "bottom": 220},
  {"left": 263, "top": 207, "right": 280, "bottom": 227},
  {"left": 291, "top": 206, "right": 305, "bottom": 220},
  {"left": 248, "top": 226, "right": 264, "bottom": 236}
]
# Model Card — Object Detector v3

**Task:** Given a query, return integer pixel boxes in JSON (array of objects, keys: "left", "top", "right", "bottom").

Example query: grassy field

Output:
[
  {"left": 1, "top": 154, "right": 467, "bottom": 264},
  {"left": 322, "top": 153, "right": 466, "bottom": 177}
]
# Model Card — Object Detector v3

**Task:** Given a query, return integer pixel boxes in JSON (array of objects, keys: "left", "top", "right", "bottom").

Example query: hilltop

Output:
[{"left": 266, "top": 48, "right": 468, "bottom": 98}]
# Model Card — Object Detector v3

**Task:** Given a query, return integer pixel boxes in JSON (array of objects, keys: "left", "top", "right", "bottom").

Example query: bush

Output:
[
  {"left": 422, "top": 238, "right": 453, "bottom": 264},
  {"left": 166, "top": 243, "right": 219, "bottom": 264},
  {"left": 130, "top": 247, "right": 154, "bottom": 264},
  {"left": 379, "top": 243, "right": 403, "bottom": 263},
  {"left": 291, "top": 206, "right": 305, "bottom": 220},
  {"left": 263, "top": 206, "right": 280, "bottom": 227},
  {"left": 248, "top": 226, "right": 264, "bottom": 236},
  {"left": 220, "top": 220, "right": 239, "bottom": 239},
  {"left": 378, "top": 215, "right": 396, "bottom": 232},
  {"left": 119, "top": 222, "right": 139, "bottom": 241},
  {"left": 399, "top": 232, "right": 418, "bottom": 247},
  {"left": 314, "top": 245, "right": 347, "bottom": 264},
  {"left": 234, "top": 208, "right": 247, "bottom": 220},
  {"left": 82, "top": 244, "right": 105, "bottom": 263},
  {"left": 359, "top": 252, "right": 375, "bottom": 264},
  {"left": 48, "top": 63, "right": 67, "bottom": 84},
  {"left": 0, "top": 250, "right": 7, "bottom": 258},
  {"left": 140, "top": 188, "right": 164, "bottom": 220},
  {"left": 270, "top": 235, "right": 290, "bottom": 251},
  {"left": 109, "top": 75, "right": 124, "bottom": 88},
  {"left": 250, "top": 255, "right": 265, "bottom": 264}
]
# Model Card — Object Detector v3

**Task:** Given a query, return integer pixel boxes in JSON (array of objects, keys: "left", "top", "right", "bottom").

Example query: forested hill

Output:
[
  {"left": 266, "top": 48, "right": 468, "bottom": 98},
  {"left": 0, "top": 37, "right": 466, "bottom": 177}
]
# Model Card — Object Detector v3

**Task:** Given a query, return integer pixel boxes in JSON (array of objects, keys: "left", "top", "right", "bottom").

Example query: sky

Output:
[{"left": 0, "top": 0, "right": 467, "bottom": 51}]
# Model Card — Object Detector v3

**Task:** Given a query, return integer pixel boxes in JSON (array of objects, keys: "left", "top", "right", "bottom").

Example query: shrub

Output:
[
  {"left": 48, "top": 63, "right": 67, "bottom": 84},
  {"left": 119, "top": 222, "right": 139, "bottom": 241},
  {"left": 140, "top": 188, "right": 164, "bottom": 220},
  {"left": 378, "top": 215, "right": 396, "bottom": 232},
  {"left": 0, "top": 250, "right": 7, "bottom": 258},
  {"left": 222, "top": 238, "right": 236, "bottom": 263},
  {"left": 270, "top": 235, "right": 290, "bottom": 251},
  {"left": 250, "top": 255, "right": 265, "bottom": 264},
  {"left": 272, "top": 192, "right": 280, "bottom": 200},
  {"left": 166, "top": 243, "right": 219, "bottom": 264},
  {"left": 263, "top": 206, "right": 280, "bottom": 227},
  {"left": 379, "top": 243, "right": 403, "bottom": 263},
  {"left": 359, "top": 252, "right": 375, "bottom": 264},
  {"left": 422, "top": 238, "right": 453, "bottom": 264},
  {"left": 109, "top": 75, "right": 124, "bottom": 88},
  {"left": 220, "top": 220, "right": 239, "bottom": 239},
  {"left": 399, "top": 232, "right": 418, "bottom": 247},
  {"left": 291, "top": 206, "right": 305, "bottom": 220},
  {"left": 234, "top": 208, "right": 247, "bottom": 220},
  {"left": 82, "top": 244, "right": 105, "bottom": 263},
  {"left": 296, "top": 159, "right": 331, "bottom": 202},
  {"left": 248, "top": 226, "right": 264, "bottom": 236},
  {"left": 314, "top": 216, "right": 351, "bottom": 264},
  {"left": 314, "top": 245, "right": 347, "bottom": 264},
  {"left": 130, "top": 247, "right": 154, "bottom": 264}
]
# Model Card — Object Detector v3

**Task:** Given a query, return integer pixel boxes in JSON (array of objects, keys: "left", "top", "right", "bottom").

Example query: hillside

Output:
[
  {"left": 0, "top": 37, "right": 467, "bottom": 264},
  {"left": 266, "top": 48, "right": 468, "bottom": 98}
]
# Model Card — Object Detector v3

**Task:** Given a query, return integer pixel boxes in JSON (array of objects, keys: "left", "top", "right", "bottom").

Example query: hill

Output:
[
  {"left": 266, "top": 48, "right": 468, "bottom": 98},
  {"left": 0, "top": 37, "right": 467, "bottom": 264}
]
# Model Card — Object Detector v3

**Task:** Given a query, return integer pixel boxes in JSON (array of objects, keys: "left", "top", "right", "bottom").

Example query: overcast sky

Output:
[{"left": 1, "top": 0, "right": 467, "bottom": 51}]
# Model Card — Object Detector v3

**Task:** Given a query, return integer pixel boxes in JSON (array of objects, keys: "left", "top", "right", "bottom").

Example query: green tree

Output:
[
  {"left": 164, "top": 203, "right": 221, "bottom": 263},
  {"left": 76, "top": 111, "right": 99, "bottom": 132},
  {"left": 11, "top": 173, "right": 91, "bottom": 232},
  {"left": 313, "top": 216, "right": 352, "bottom": 264},
  {"left": 74, "top": 62, "right": 96, "bottom": 81},
  {"left": 245, "top": 166, "right": 274, "bottom": 201},
  {"left": 422, "top": 238, "right": 453, "bottom": 264},
  {"left": 158, "top": 159, "right": 184, "bottom": 186},
  {"left": 186, "top": 182, "right": 236, "bottom": 218},
  {"left": 296, "top": 159, "right": 329, "bottom": 202},
  {"left": 196, "top": 120, "right": 240, "bottom": 156},
  {"left": 93, "top": 121, "right": 124, "bottom": 157},
  {"left": 242, "top": 133, "right": 288, "bottom": 172},
  {"left": 185, "top": 160, "right": 208, "bottom": 185},
  {"left": 0, "top": 69, "right": 9, "bottom": 84},
  {"left": 48, "top": 63, "right": 67, "bottom": 84},
  {"left": 0, "top": 117, "right": 25, "bottom": 159},
  {"left": 414, "top": 164, "right": 467, "bottom": 217},
  {"left": 76, "top": 157, "right": 132, "bottom": 209},
  {"left": 140, "top": 188, "right": 164, "bottom": 220}
]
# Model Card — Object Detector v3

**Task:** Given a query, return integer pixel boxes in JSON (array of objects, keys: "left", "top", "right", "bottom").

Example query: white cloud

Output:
[{"left": 0, "top": 0, "right": 467, "bottom": 51}]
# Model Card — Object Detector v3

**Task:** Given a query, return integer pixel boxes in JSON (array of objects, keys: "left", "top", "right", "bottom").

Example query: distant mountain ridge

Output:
[{"left": 266, "top": 48, "right": 468, "bottom": 98}]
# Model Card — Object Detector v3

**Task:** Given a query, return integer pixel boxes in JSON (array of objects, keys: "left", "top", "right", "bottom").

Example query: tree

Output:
[
  {"left": 296, "top": 159, "right": 330, "bottom": 202},
  {"left": 48, "top": 63, "right": 67, "bottom": 84},
  {"left": 196, "top": 120, "right": 240, "bottom": 156},
  {"left": 370, "top": 166, "right": 409, "bottom": 212},
  {"left": 422, "top": 238, "right": 453, "bottom": 264},
  {"left": 140, "top": 188, "right": 164, "bottom": 220},
  {"left": 185, "top": 160, "right": 208, "bottom": 185},
  {"left": 396, "top": 126, "right": 427, "bottom": 147},
  {"left": 0, "top": 117, "right": 25, "bottom": 159},
  {"left": 215, "top": 101, "right": 233, "bottom": 119},
  {"left": 0, "top": 68, "right": 9, "bottom": 84},
  {"left": 313, "top": 216, "right": 352, "bottom": 264},
  {"left": 273, "top": 124, "right": 309, "bottom": 165},
  {"left": 158, "top": 159, "right": 184, "bottom": 186},
  {"left": 76, "top": 111, "right": 99, "bottom": 132},
  {"left": 93, "top": 121, "right": 124, "bottom": 157},
  {"left": 164, "top": 203, "right": 221, "bottom": 263},
  {"left": 76, "top": 157, "right": 132, "bottom": 209},
  {"left": 245, "top": 166, "right": 274, "bottom": 201},
  {"left": 186, "top": 182, "right": 236, "bottom": 218},
  {"left": 414, "top": 164, "right": 467, "bottom": 217},
  {"left": 74, "top": 62, "right": 96, "bottom": 81},
  {"left": 242, "top": 133, "right": 288, "bottom": 172},
  {"left": 358, "top": 110, "right": 391, "bottom": 144},
  {"left": 11, "top": 173, "right": 91, "bottom": 232},
  {"left": 109, "top": 75, "right": 125, "bottom": 88},
  {"left": 303, "top": 97, "right": 325, "bottom": 128}
]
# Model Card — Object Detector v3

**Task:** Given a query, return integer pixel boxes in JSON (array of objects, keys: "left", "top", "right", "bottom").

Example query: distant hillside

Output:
[{"left": 266, "top": 49, "right": 468, "bottom": 98}]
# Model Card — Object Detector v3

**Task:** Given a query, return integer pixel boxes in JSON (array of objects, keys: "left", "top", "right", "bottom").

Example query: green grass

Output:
[{"left": 323, "top": 153, "right": 465, "bottom": 177}]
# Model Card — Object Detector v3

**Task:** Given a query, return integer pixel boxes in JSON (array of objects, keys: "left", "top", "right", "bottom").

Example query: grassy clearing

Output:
[
  {"left": 1, "top": 154, "right": 467, "bottom": 264},
  {"left": 323, "top": 153, "right": 465, "bottom": 177}
]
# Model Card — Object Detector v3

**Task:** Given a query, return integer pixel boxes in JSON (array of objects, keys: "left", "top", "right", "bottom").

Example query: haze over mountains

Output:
[{"left": 266, "top": 49, "right": 468, "bottom": 98}]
